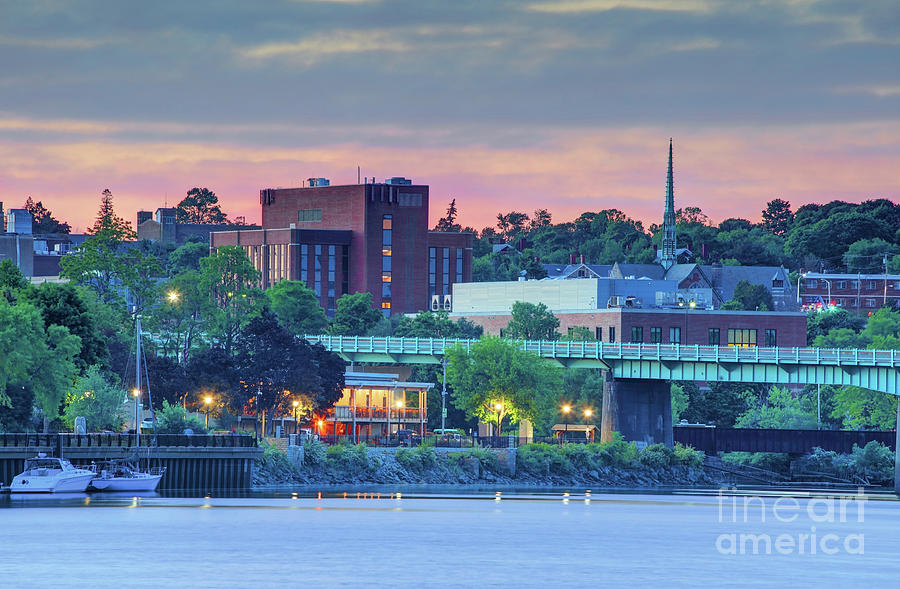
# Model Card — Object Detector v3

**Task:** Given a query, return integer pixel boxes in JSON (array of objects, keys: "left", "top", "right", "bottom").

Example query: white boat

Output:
[
  {"left": 89, "top": 461, "right": 165, "bottom": 492},
  {"left": 10, "top": 454, "right": 96, "bottom": 493},
  {"left": 90, "top": 316, "right": 166, "bottom": 493}
]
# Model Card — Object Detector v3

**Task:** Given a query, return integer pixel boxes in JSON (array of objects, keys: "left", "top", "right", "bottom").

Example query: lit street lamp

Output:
[
  {"left": 203, "top": 395, "right": 213, "bottom": 429},
  {"left": 167, "top": 290, "right": 180, "bottom": 303},
  {"left": 584, "top": 408, "right": 593, "bottom": 442},
  {"left": 561, "top": 404, "right": 571, "bottom": 444}
]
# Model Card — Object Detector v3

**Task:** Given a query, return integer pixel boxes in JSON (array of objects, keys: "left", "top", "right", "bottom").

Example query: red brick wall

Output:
[{"left": 455, "top": 308, "right": 807, "bottom": 347}]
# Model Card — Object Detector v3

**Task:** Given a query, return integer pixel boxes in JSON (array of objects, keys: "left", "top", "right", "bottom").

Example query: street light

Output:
[
  {"left": 167, "top": 290, "right": 180, "bottom": 303},
  {"left": 203, "top": 395, "right": 213, "bottom": 429},
  {"left": 561, "top": 404, "right": 571, "bottom": 444},
  {"left": 584, "top": 408, "right": 593, "bottom": 442},
  {"left": 493, "top": 402, "right": 503, "bottom": 439}
]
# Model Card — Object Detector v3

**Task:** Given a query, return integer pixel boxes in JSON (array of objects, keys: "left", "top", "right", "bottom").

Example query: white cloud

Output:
[
  {"left": 525, "top": 0, "right": 714, "bottom": 14},
  {"left": 834, "top": 85, "right": 900, "bottom": 98}
]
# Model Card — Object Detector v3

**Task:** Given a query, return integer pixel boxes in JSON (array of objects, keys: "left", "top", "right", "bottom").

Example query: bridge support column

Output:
[
  {"left": 600, "top": 375, "right": 673, "bottom": 447},
  {"left": 895, "top": 402, "right": 899, "bottom": 494}
]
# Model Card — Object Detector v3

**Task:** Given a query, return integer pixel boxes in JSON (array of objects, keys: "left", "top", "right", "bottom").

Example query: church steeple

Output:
[{"left": 660, "top": 138, "right": 677, "bottom": 271}]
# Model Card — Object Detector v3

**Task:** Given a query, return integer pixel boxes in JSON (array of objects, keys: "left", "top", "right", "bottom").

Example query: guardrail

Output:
[
  {"left": 0, "top": 433, "right": 258, "bottom": 449},
  {"left": 306, "top": 335, "right": 900, "bottom": 367}
]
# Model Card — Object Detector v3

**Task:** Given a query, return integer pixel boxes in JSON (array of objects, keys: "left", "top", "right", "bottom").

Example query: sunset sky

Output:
[{"left": 1, "top": 0, "right": 897, "bottom": 233}]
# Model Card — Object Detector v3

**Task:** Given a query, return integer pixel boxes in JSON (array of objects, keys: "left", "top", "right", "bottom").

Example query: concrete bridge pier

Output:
[{"left": 600, "top": 375, "right": 673, "bottom": 447}]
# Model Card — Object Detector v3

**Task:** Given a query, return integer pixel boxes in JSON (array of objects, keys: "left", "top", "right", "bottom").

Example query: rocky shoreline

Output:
[{"left": 252, "top": 442, "right": 722, "bottom": 489}]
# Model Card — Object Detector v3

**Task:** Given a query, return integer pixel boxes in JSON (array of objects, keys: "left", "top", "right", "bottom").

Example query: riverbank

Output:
[{"left": 252, "top": 440, "right": 722, "bottom": 488}]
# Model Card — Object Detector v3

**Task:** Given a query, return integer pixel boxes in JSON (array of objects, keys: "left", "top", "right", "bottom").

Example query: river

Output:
[{"left": 1, "top": 487, "right": 898, "bottom": 588}]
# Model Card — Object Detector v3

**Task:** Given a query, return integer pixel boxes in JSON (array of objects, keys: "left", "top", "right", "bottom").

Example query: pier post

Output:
[{"left": 600, "top": 374, "right": 673, "bottom": 447}]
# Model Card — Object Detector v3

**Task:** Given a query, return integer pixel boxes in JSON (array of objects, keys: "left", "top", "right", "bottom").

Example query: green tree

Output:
[
  {"left": 434, "top": 198, "right": 461, "bottom": 232},
  {"left": 24, "top": 196, "right": 71, "bottom": 234},
  {"left": 266, "top": 280, "right": 328, "bottom": 336},
  {"left": 328, "top": 292, "right": 383, "bottom": 336},
  {"left": 149, "top": 270, "right": 205, "bottom": 361},
  {"left": 167, "top": 241, "right": 209, "bottom": 275},
  {"left": 156, "top": 400, "right": 206, "bottom": 434},
  {"left": 725, "top": 280, "right": 774, "bottom": 311},
  {"left": 671, "top": 383, "right": 689, "bottom": 425},
  {"left": 62, "top": 366, "right": 126, "bottom": 431},
  {"left": 393, "top": 310, "right": 483, "bottom": 339},
  {"left": 830, "top": 386, "right": 898, "bottom": 430},
  {"left": 198, "top": 245, "right": 263, "bottom": 355},
  {"left": 843, "top": 238, "right": 898, "bottom": 274},
  {"left": 446, "top": 337, "right": 561, "bottom": 433},
  {"left": 0, "top": 259, "right": 29, "bottom": 302},
  {"left": 60, "top": 190, "right": 139, "bottom": 305},
  {"left": 176, "top": 187, "right": 228, "bottom": 224},
  {"left": 806, "top": 308, "right": 865, "bottom": 345},
  {"left": 761, "top": 198, "right": 793, "bottom": 236},
  {"left": 561, "top": 326, "right": 596, "bottom": 341},
  {"left": 505, "top": 301, "right": 560, "bottom": 340},
  {"left": 26, "top": 282, "right": 107, "bottom": 371},
  {"left": 735, "top": 386, "right": 818, "bottom": 429},
  {"left": 0, "top": 299, "right": 81, "bottom": 430}
]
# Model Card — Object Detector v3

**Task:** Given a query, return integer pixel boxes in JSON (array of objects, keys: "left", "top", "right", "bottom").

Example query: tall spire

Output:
[{"left": 660, "top": 138, "right": 677, "bottom": 271}]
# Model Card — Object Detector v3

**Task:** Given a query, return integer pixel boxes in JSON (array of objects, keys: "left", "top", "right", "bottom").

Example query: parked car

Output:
[
  {"left": 397, "top": 429, "right": 420, "bottom": 446},
  {"left": 140, "top": 418, "right": 155, "bottom": 430}
]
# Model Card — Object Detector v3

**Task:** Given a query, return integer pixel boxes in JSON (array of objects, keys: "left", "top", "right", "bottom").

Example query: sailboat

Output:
[{"left": 90, "top": 315, "right": 165, "bottom": 492}]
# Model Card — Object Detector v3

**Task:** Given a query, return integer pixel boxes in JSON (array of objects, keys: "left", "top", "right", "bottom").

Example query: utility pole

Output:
[
  {"left": 884, "top": 254, "right": 889, "bottom": 307},
  {"left": 441, "top": 357, "right": 448, "bottom": 432}
]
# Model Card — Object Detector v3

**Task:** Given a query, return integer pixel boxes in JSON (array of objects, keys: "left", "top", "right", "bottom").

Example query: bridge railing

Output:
[
  {"left": 0, "top": 433, "right": 258, "bottom": 449},
  {"left": 306, "top": 336, "right": 900, "bottom": 368}
]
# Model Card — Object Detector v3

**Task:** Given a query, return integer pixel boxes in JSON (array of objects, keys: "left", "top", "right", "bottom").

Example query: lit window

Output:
[
  {"left": 382, "top": 273, "right": 392, "bottom": 283},
  {"left": 382, "top": 248, "right": 392, "bottom": 257},
  {"left": 381, "top": 302, "right": 391, "bottom": 309}
]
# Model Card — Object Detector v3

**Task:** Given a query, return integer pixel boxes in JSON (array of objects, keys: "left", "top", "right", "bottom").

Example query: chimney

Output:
[
  {"left": 570, "top": 253, "right": 576, "bottom": 264},
  {"left": 580, "top": 254, "right": 584, "bottom": 264}
]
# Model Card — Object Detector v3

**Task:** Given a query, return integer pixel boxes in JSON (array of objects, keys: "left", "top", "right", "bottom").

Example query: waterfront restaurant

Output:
[{"left": 318, "top": 372, "right": 433, "bottom": 441}]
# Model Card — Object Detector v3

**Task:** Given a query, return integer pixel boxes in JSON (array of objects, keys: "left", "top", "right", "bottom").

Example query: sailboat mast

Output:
[{"left": 135, "top": 315, "right": 141, "bottom": 451}]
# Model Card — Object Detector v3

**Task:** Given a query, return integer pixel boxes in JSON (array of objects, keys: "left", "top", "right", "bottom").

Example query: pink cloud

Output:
[{"left": 0, "top": 122, "right": 897, "bottom": 235}]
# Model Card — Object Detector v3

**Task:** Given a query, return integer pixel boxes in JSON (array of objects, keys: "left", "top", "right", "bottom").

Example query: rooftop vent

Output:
[
  {"left": 307, "top": 177, "right": 330, "bottom": 187},
  {"left": 385, "top": 177, "right": 412, "bottom": 185}
]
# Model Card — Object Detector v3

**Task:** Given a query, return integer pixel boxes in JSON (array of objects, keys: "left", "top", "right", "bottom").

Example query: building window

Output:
[
  {"left": 837, "top": 280, "right": 847, "bottom": 289},
  {"left": 631, "top": 327, "right": 643, "bottom": 343},
  {"left": 429, "top": 247, "right": 437, "bottom": 298},
  {"left": 595, "top": 327, "right": 603, "bottom": 341},
  {"left": 300, "top": 244, "right": 308, "bottom": 284},
  {"left": 765, "top": 329, "right": 777, "bottom": 347},
  {"left": 865, "top": 298, "right": 877, "bottom": 308},
  {"left": 806, "top": 279, "right": 817, "bottom": 289},
  {"left": 850, "top": 280, "right": 860, "bottom": 289},
  {"left": 650, "top": 327, "right": 662, "bottom": 344},
  {"left": 669, "top": 327, "right": 681, "bottom": 344},
  {"left": 442, "top": 248, "right": 450, "bottom": 296},
  {"left": 609, "top": 326, "right": 616, "bottom": 343},
  {"left": 867, "top": 280, "right": 877, "bottom": 290},
  {"left": 455, "top": 248, "right": 463, "bottom": 283},
  {"left": 298, "top": 209, "right": 322, "bottom": 223},
  {"left": 708, "top": 328, "right": 720, "bottom": 345},
  {"left": 382, "top": 215, "right": 392, "bottom": 316},
  {"left": 327, "top": 245, "right": 336, "bottom": 316},
  {"left": 398, "top": 193, "right": 422, "bottom": 207},
  {"left": 314, "top": 245, "right": 322, "bottom": 298},
  {"left": 728, "top": 328, "right": 757, "bottom": 348},
  {"left": 772, "top": 279, "right": 784, "bottom": 288}
]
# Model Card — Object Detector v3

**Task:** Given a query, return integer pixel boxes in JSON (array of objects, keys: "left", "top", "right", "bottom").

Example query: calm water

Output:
[{"left": 1, "top": 487, "right": 898, "bottom": 588}]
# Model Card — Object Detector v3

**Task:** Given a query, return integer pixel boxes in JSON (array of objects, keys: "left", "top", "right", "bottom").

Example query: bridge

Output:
[
  {"left": 306, "top": 336, "right": 900, "bottom": 396},
  {"left": 308, "top": 336, "right": 900, "bottom": 489}
]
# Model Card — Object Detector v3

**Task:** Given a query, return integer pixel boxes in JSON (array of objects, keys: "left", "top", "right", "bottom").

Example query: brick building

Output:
[
  {"left": 800, "top": 272, "right": 900, "bottom": 313},
  {"left": 451, "top": 279, "right": 807, "bottom": 347},
  {"left": 210, "top": 178, "right": 473, "bottom": 316}
]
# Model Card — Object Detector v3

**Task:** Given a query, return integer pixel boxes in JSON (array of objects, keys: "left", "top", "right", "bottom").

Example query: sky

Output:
[{"left": 0, "top": 0, "right": 898, "bottom": 233}]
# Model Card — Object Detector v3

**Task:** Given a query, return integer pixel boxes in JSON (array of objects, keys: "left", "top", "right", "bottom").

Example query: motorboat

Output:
[
  {"left": 10, "top": 454, "right": 96, "bottom": 493},
  {"left": 89, "top": 460, "right": 165, "bottom": 492}
]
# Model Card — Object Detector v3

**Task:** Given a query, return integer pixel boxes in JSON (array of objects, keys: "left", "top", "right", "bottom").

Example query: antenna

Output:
[{"left": 358, "top": 166, "right": 361, "bottom": 184}]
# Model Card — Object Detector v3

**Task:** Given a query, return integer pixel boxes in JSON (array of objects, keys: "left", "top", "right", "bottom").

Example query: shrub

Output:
[
  {"left": 673, "top": 443, "right": 705, "bottom": 468},
  {"left": 464, "top": 446, "right": 498, "bottom": 473},
  {"left": 517, "top": 443, "right": 573, "bottom": 476},
  {"left": 723, "top": 452, "right": 790, "bottom": 474},
  {"left": 595, "top": 434, "right": 638, "bottom": 468},
  {"left": 849, "top": 441, "right": 894, "bottom": 483},
  {"left": 157, "top": 401, "right": 206, "bottom": 434},
  {"left": 639, "top": 444, "right": 676, "bottom": 469},
  {"left": 396, "top": 445, "right": 438, "bottom": 474},
  {"left": 304, "top": 438, "right": 326, "bottom": 467},
  {"left": 326, "top": 442, "right": 369, "bottom": 475}
]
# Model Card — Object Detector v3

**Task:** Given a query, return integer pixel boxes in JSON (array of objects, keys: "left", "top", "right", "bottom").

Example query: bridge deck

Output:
[{"left": 306, "top": 336, "right": 900, "bottom": 396}]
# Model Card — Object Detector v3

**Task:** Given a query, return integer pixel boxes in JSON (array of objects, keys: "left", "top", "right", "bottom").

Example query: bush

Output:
[
  {"left": 396, "top": 446, "right": 438, "bottom": 474},
  {"left": 639, "top": 444, "right": 676, "bottom": 469},
  {"left": 464, "top": 446, "right": 499, "bottom": 473},
  {"left": 673, "top": 443, "right": 705, "bottom": 468},
  {"left": 595, "top": 434, "right": 638, "bottom": 468},
  {"left": 326, "top": 442, "right": 369, "bottom": 475},
  {"left": 157, "top": 401, "right": 206, "bottom": 434},
  {"left": 304, "top": 438, "right": 326, "bottom": 467},
  {"left": 517, "top": 443, "right": 574, "bottom": 476},
  {"left": 722, "top": 452, "right": 790, "bottom": 474},
  {"left": 849, "top": 441, "right": 894, "bottom": 483}
]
